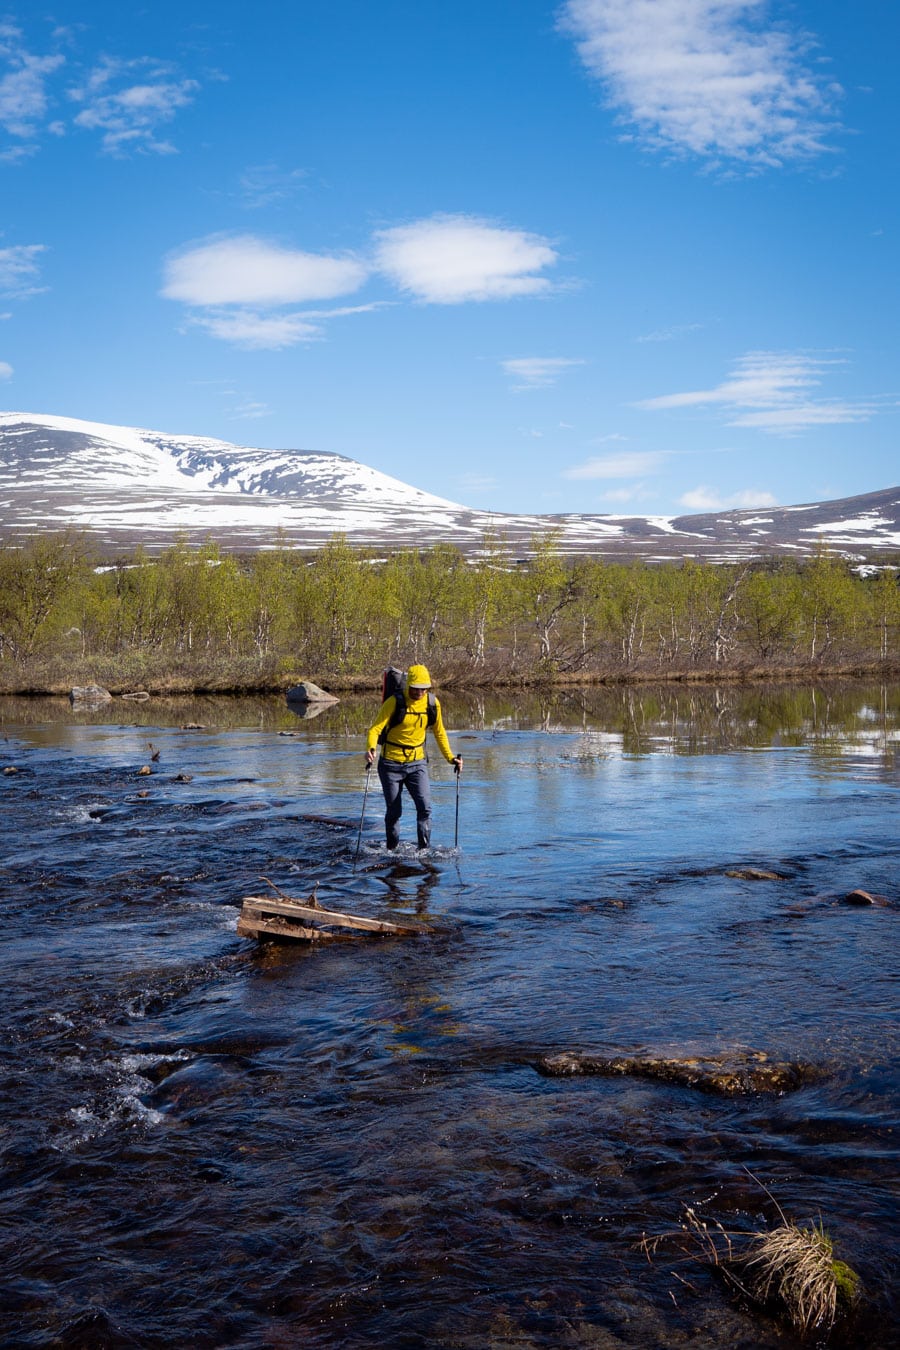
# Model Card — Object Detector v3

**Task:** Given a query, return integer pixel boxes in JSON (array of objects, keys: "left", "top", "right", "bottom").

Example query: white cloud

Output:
[
  {"left": 564, "top": 450, "right": 665, "bottom": 479},
  {"left": 164, "top": 218, "right": 559, "bottom": 347},
  {"left": 729, "top": 402, "right": 873, "bottom": 430},
  {"left": 189, "top": 310, "right": 321, "bottom": 350},
  {"left": 298, "top": 301, "right": 390, "bottom": 320},
  {"left": 0, "top": 28, "right": 201, "bottom": 158},
  {"left": 679, "top": 485, "right": 779, "bottom": 510},
  {"left": 0, "top": 359, "right": 12, "bottom": 379},
  {"left": 374, "top": 214, "right": 559, "bottom": 303},
  {"left": 69, "top": 57, "right": 199, "bottom": 154},
  {"left": 502, "top": 356, "right": 585, "bottom": 389},
  {"left": 638, "top": 351, "right": 876, "bottom": 433},
  {"left": 162, "top": 235, "right": 367, "bottom": 307},
  {"left": 560, "top": 0, "right": 839, "bottom": 167},
  {"left": 0, "top": 243, "right": 46, "bottom": 297},
  {"left": 0, "top": 26, "right": 64, "bottom": 142}
]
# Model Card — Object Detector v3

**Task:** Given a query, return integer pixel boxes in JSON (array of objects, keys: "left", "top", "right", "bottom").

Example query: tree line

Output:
[{"left": 0, "top": 532, "right": 898, "bottom": 690}]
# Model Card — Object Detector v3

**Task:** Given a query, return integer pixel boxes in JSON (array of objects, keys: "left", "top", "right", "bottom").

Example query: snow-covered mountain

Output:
[{"left": 1, "top": 412, "right": 898, "bottom": 561}]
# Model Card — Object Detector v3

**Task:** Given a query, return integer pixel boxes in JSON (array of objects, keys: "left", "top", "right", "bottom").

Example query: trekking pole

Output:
[
  {"left": 353, "top": 763, "right": 372, "bottom": 867},
  {"left": 454, "top": 763, "right": 461, "bottom": 850}
]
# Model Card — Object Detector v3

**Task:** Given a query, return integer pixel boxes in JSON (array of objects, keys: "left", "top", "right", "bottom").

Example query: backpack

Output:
[{"left": 378, "top": 667, "right": 436, "bottom": 745}]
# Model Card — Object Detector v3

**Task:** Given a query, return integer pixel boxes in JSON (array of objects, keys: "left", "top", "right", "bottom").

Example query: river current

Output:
[{"left": 0, "top": 683, "right": 897, "bottom": 1349}]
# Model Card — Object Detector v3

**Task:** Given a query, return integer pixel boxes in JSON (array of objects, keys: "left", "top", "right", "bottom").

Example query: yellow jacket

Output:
[{"left": 366, "top": 687, "right": 455, "bottom": 764}]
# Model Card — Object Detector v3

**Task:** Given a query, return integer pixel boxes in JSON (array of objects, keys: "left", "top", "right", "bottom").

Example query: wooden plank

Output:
[
  {"left": 241, "top": 894, "right": 422, "bottom": 934},
  {"left": 237, "top": 913, "right": 331, "bottom": 941}
]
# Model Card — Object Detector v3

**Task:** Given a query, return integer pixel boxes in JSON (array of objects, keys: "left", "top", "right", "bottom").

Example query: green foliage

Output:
[
  {"left": 0, "top": 534, "right": 92, "bottom": 660},
  {"left": 0, "top": 533, "right": 896, "bottom": 689}
]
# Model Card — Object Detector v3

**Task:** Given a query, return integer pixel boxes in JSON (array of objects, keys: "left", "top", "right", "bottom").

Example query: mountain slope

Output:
[{"left": 1, "top": 412, "right": 898, "bottom": 560}]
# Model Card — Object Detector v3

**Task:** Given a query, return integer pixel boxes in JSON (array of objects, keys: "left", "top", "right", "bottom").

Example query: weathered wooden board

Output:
[
  {"left": 238, "top": 893, "right": 424, "bottom": 944},
  {"left": 237, "top": 911, "right": 330, "bottom": 942}
]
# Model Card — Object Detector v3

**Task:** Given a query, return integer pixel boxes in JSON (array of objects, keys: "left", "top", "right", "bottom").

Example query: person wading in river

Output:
[{"left": 365, "top": 664, "right": 462, "bottom": 851}]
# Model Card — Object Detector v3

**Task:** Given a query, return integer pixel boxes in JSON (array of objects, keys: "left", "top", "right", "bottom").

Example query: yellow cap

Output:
[{"left": 407, "top": 663, "right": 432, "bottom": 688}]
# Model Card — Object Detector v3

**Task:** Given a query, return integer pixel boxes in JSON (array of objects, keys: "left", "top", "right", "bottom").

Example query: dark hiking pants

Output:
[{"left": 378, "top": 759, "right": 432, "bottom": 849}]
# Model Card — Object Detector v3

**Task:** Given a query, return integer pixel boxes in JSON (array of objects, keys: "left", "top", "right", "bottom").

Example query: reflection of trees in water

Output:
[
  {"left": 2, "top": 680, "right": 896, "bottom": 761},
  {"left": 445, "top": 681, "right": 900, "bottom": 759}
]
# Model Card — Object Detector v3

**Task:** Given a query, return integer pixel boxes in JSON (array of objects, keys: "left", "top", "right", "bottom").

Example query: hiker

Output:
[{"left": 365, "top": 664, "right": 462, "bottom": 850}]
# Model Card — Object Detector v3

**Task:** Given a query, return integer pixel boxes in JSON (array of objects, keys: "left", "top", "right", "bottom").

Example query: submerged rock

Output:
[
  {"left": 69, "top": 684, "right": 112, "bottom": 706},
  {"left": 120, "top": 690, "right": 150, "bottom": 702},
  {"left": 843, "top": 888, "right": 889, "bottom": 907},
  {"left": 537, "top": 1049, "right": 825, "bottom": 1095},
  {"left": 725, "top": 866, "right": 784, "bottom": 881}
]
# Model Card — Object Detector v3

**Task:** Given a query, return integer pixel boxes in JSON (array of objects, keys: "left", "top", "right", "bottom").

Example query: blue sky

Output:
[{"left": 1, "top": 0, "right": 897, "bottom": 516}]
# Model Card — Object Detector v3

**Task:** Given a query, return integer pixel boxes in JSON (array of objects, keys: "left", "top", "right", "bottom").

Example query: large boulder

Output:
[
  {"left": 69, "top": 684, "right": 112, "bottom": 706},
  {"left": 285, "top": 681, "right": 339, "bottom": 706}
]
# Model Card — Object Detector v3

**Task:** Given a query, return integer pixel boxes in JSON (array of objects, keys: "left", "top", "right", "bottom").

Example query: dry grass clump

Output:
[
  {"left": 739, "top": 1218, "right": 860, "bottom": 1334},
  {"left": 640, "top": 1185, "right": 861, "bottom": 1338}
]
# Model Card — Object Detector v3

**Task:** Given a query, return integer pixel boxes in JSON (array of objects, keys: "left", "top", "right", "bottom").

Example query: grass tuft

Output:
[
  {"left": 640, "top": 1186, "right": 862, "bottom": 1339},
  {"left": 738, "top": 1219, "right": 860, "bottom": 1334}
]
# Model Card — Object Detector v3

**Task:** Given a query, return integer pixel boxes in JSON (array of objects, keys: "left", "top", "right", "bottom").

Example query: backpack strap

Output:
[
  {"left": 378, "top": 690, "right": 436, "bottom": 748},
  {"left": 377, "top": 689, "right": 406, "bottom": 745}
]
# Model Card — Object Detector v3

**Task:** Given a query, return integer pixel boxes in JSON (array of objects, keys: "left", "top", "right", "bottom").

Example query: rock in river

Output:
[
  {"left": 285, "top": 681, "right": 339, "bottom": 705},
  {"left": 537, "top": 1049, "right": 825, "bottom": 1095},
  {"left": 725, "top": 866, "right": 784, "bottom": 881},
  {"left": 843, "top": 889, "right": 889, "bottom": 907},
  {"left": 69, "top": 684, "right": 112, "bottom": 706}
]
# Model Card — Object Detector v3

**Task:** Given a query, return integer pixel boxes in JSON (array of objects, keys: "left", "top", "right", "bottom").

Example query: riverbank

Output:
[{"left": 2, "top": 654, "right": 899, "bottom": 698}]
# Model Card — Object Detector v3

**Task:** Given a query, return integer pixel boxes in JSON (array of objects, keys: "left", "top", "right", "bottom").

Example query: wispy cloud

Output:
[
  {"left": 0, "top": 26, "right": 202, "bottom": 159},
  {"left": 563, "top": 450, "right": 665, "bottom": 479},
  {"left": 679, "top": 486, "right": 779, "bottom": 511},
  {"left": 559, "top": 0, "right": 840, "bottom": 168},
  {"left": 636, "top": 322, "right": 702, "bottom": 343},
  {"left": 69, "top": 57, "right": 198, "bottom": 155},
  {"left": 502, "top": 356, "right": 585, "bottom": 389},
  {"left": 239, "top": 163, "right": 307, "bottom": 209},
  {"left": 638, "top": 350, "right": 876, "bottom": 434},
  {"left": 188, "top": 310, "right": 322, "bottom": 350},
  {"left": 0, "top": 243, "right": 46, "bottom": 297},
  {"left": 227, "top": 399, "right": 272, "bottom": 420},
  {"left": 374, "top": 214, "right": 559, "bottom": 303},
  {"left": 0, "top": 359, "right": 12, "bottom": 379},
  {"left": 0, "top": 24, "right": 64, "bottom": 156}
]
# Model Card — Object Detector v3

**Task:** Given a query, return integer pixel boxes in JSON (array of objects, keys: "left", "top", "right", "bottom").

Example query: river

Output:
[{"left": 1, "top": 682, "right": 897, "bottom": 1348}]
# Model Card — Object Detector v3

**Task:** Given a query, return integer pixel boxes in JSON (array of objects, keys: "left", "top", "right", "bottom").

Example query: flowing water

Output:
[{"left": 1, "top": 682, "right": 898, "bottom": 1349}]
